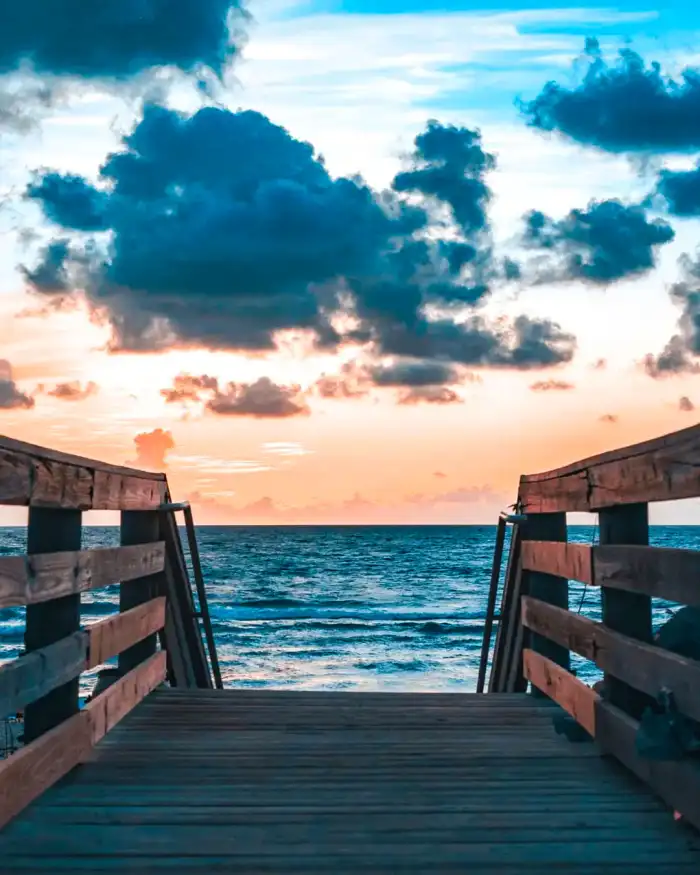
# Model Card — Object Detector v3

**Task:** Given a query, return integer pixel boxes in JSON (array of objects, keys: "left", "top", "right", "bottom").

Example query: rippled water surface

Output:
[{"left": 1, "top": 525, "right": 698, "bottom": 696}]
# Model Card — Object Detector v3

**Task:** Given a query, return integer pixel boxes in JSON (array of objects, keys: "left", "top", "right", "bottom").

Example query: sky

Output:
[{"left": 0, "top": 0, "right": 699, "bottom": 524}]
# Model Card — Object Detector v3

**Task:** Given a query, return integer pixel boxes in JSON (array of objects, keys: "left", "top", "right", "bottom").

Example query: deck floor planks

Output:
[{"left": 1, "top": 689, "right": 699, "bottom": 872}]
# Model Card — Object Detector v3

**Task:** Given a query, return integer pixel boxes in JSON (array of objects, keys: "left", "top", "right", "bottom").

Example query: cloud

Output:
[
  {"left": 131, "top": 427, "right": 174, "bottom": 470},
  {"left": 0, "top": 360, "right": 34, "bottom": 410},
  {"left": 161, "top": 372, "right": 309, "bottom": 418},
  {"left": 521, "top": 38, "right": 700, "bottom": 154},
  {"left": 679, "top": 396, "right": 695, "bottom": 412},
  {"left": 370, "top": 359, "right": 460, "bottom": 387},
  {"left": 655, "top": 163, "right": 700, "bottom": 217},
  {"left": 0, "top": 2, "right": 248, "bottom": 80},
  {"left": 207, "top": 377, "right": 310, "bottom": 418},
  {"left": 644, "top": 252, "right": 700, "bottom": 377},
  {"left": 529, "top": 379, "right": 574, "bottom": 391},
  {"left": 0, "top": 77, "right": 56, "bottom": 133},
  {"left": 398, "top": 386, "right": 462, "bottom": 405},
  {"left": 47, "top": 380, "right": 99, "bottom": 401},
  {"left": 591, "top": 357, "right": 607, "bottom": 370},
  {"left": 433, "top": 471, "right": 446, "bottom": 479},
  {"left": 262, "top": 442, "right": 312, "bottom": 456},
  {"left": 599, "top": 413, "right": 618, "bottom": 423},
  {"left": 520, "top": 200, "right": 674, "bottom": 284},
  {"left": 24, "top": 104, "right": 576, "bottom": 374}
]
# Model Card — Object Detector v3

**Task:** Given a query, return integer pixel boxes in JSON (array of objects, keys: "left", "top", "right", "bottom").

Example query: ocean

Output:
[{"left": 1, "top": 525, "right": 698, "bottom": 698}]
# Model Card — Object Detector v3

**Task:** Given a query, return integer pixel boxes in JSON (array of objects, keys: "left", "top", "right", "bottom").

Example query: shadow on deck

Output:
[{"left": 2, "top": 689, "right": 699, "bottom": 873}]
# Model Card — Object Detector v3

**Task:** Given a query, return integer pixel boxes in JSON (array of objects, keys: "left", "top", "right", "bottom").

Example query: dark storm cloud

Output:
[
  {"left": 521, "top": 200, "right": 674, "bottom": 284},
  {"left": 644, "top": 252, "right": 700, "bottom": 378},
  {"left": 0, "top": 2, "right": 248, "bottom": 80},
  {"left": 24, "top": 104, "right": 576, "bottom": 373},
  {"left": 655, "top": 163, "right": 700, "bottom": 216},
  {"left": 521, "top": 38, "right": 700, "bottom": 154},
  {"left": 392, "top": 120, "right": 495, "bottom": 235},
  {"left": 47, "top": 380, "right": 98, "bottom": 400},
  {"left": 0, "top": 360, "right": 34, "bottom": 410},
  {"left": 398, "top": 386, "right": 462, "bottom": 405}
]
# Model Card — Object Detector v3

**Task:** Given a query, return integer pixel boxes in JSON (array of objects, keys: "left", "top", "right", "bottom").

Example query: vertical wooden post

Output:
[
  {"left": 598, "top": 502, "right": 652, "bottom": 718},
  {"left": 24, "top": 507, "right": 82, "bottom": 743},
  {"left": 520, "top": 512, "right": 568, "bottom": 698},
  {"left": 119, "top": 511, "right": 161, "bottom": 674}
]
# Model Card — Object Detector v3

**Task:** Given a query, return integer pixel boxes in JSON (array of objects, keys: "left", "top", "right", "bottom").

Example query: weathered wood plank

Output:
[
  {"left": 23, "top": 507, "right": 82, "bottom": 743},
  {"left": 596, "top": 700, "right": 700, "bottom": 832},
  {"left": 0, "top": 709, "right": 90, "bottom": 830},
  {"left": 521, "top": 541, "right": 592, "bottom": 584},
  {"left": 0, "top": 542, "right": 165, "bottom": 609},
  {"left": 518, "top": 422, "right": 700, "bottom": 512},
  {"left": 119, "top": 514, "right": 162, "bottom": 673},
  {"left": 88, "top": 598, "right": 166, "bottom": 669},
  {"left": 86, "top": 650, "right": 166, "bottom": 744},
  {"left": 0, "top": 435, "right": 167, "bottom": 509},
  {"left": 522, "top": 597, "right": 700, "bottom": 723},
  {"left": 522, "top": 648, "right": 598, "bottom": 736},
  {"left": 520, "top": 514, "right": 569, "bottom": 686},
  {"left": 599, "top": 504, "right": 652, "bottom": 719},
  {"left": 0, "top": 632, "right": 87, "bottom": 718}
]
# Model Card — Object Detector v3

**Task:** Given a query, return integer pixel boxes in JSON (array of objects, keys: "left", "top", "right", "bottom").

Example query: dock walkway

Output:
[{"left": 3, "top": 689, "right": 699, "bottom": 872}]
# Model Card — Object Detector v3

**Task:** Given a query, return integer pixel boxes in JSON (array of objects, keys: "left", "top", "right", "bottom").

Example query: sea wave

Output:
[{"left": 213, "top": 602, "right": 481, "bottom": 623}]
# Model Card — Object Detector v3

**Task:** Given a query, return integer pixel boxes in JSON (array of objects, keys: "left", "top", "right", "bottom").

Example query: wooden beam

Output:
[
  {"left": 0, "top": 651, "right": 166, "bottom": 830},
  {"left": 522, "top": 597, "right": 700, "bottom": 723},
  {"left": 520, "top": 541, "right": 700, "bottom": 605},
  {"left": 523, "top": 648, "right": 598, "bottom": 737},
  {"left": 596, "top": 700, "right": 700, "bottom": 832},
  {"left": 87, "top": 597, "right": 166, "bottom": 669},
  {"left": 0, "top": 435, "right": 166, "bottom": 509},
  {"left": 23, "top": 508, "right": 82, "bottom": 743},
  {"left": 119, "top": 514, "right": 163, "bottom": 674},
  {"left": 0, "top": 543, "right": 165, "bottom": 609},
  {"left": 518, "top": 422, "right": 700, "bottom": 513},
  {"left": 0, "top": 632, "right": 87, "bottom": 718},
  {"left": 520, "top": 514, "right": 569, "bottom": 693},
  {"left": 599, "top": 504, "right": 652, "bottom": 719}
]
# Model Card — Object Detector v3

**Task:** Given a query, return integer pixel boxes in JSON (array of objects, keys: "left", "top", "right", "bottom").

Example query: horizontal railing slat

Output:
[
  {"left": 87, "top": 597, "right": 166, "bottom": 669},
  {"left": 522, "top": 648, "right": 597, "bottom": 736},
  {"left": 523, "top": 648, "right": 700, "bottom": 831},
  {"left": 0, "top": 633, "right": 87, "bottom": 718},
  {"left": 0, "top": 599, "right": 167, "bottom": 717},
  {"left": 0, "top": 543, "right": 165, "bottom": 609},
  {"left": 518, "top": 423, "right": 700, "bottom": 512},
  {"left": 0, "top": 435, "right": 166, "bottom": 510},
  {"left": 522, "top": 597, "right": 700, "bottom": 723},
  {"left": 0, "top": 650, "right": 166, "bottom": 829},
  {"left": 521, "top": 541, "right": 700, "bottom": 605}
]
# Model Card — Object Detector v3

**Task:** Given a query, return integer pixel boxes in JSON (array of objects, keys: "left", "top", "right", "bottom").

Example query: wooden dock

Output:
[{"left": 0, "top": 427, "right": 700, "bottom": 870}]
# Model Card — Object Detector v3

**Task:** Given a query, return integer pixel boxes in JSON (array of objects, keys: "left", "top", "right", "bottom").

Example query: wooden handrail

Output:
[
  {"left": 0, "top": 543, "right": 165, "bottom": 609},
  {"left": 518, "top": 422, "right": 700, "bottom": 512},
  {"left": 521, "top": 541, "right": 700, "bottom": 605},
  {"left": 0, "top": 434, "right": 166, "bottom": 510}
]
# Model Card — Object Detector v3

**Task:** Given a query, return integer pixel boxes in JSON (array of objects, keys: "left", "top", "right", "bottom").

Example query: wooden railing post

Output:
[
  {"left": 598, "top": 502, "right": 652, "bottom": 718},
  {"left": 119, "top": 511, "right": 162, "bottom": 674},
  {"left": 23, "top": 508, "right": 82, "bottom": 743},
  {"left": 520, "top": 511, "right": 568, "bottom": 697}
]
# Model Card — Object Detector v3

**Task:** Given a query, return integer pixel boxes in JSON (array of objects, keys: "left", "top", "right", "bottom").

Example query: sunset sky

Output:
[{"left": 1, "top": 0, "right": 699, "bottom": 524}]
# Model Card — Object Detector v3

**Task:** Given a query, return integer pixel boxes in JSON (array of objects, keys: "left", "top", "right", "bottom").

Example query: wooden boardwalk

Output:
[{"left": 2, "top": 689, "right": 699, "bottom": 872}]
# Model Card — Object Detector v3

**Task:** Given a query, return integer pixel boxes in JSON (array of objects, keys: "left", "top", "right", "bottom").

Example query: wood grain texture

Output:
[
  {"left": 518, "top": 423, "right": 700, "bottom": 512},
  {"left": 521, "top": 541, "right": 592, "bottom": 584},
  {"left": 88, "top": 599, "right": 166, "bottom": 669},
  {"left": 0, "top": 632, "right": 87, "bottom": 717},
  {"left": 0, "top": 435, "right": 166, "bottom": 509},
  {"left": 523, "top": 648, "right": 598, "bottom": 736},
  {"left": 0, "top": 542, "right": 165, "bottom": 609},
  {"left": 521, "top": 597, "right": 700, "bottom": 723},
  {"left": 2, "top": 689, "right": 699, "bottom": 871}
]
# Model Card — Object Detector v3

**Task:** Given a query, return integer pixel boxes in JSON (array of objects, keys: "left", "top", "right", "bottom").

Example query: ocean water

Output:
[{"left": 1, "top": 525, "right": 698, "bottom": 697}]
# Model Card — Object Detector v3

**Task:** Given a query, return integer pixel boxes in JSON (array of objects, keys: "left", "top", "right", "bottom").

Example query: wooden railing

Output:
[
  {"left": 493, "top": 422, "right": 700, "bottom": 830},
  {"left": 0, "top": 435, "right": 215, "bottom": 827}
]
